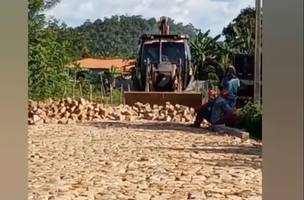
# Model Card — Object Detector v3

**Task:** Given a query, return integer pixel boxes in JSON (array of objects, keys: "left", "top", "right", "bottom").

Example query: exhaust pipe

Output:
[{"left": 159, "top": 17, "right": 170, "bottom": 35}]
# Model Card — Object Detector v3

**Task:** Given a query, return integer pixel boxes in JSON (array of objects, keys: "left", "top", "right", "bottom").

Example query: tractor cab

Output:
[
  {"left": 124, "top": 17, "right": 202, "bottom": 108},
  {"left": 134, "top": 34, "right": 193, "bottom": 91}
]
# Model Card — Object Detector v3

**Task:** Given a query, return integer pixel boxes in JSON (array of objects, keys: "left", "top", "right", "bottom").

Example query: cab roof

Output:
[{"left": 140, "top": 34, "right": 189, "bottom": 41}]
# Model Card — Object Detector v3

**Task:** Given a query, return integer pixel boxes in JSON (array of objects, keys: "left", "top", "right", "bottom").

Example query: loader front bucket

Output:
[{"left": 123, "top": 91, "right": 203, "bottom": 108}]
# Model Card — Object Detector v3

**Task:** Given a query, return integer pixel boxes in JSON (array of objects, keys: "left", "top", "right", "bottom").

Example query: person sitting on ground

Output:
[
  {"left": 193, "top": 89, "right": 218, "bottom": 128},
  {"left": 193, "top": 89, "right": 238, "bottom": 128},
  {"left": 220, "top": 65, "right": 240, "bottom": 108},
  {"left": 209, "top": 89, "right": 238, "bottom": 127}
]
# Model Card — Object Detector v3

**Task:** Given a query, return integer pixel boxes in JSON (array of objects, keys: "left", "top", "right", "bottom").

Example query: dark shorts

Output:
[{"left": 197, "top": 107, "right": 212, "bottom": 122}]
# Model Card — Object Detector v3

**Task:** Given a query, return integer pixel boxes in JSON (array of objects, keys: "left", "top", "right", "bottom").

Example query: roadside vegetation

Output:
[{"left": 236, "top": 102, "right": 262, "bottom": 140}]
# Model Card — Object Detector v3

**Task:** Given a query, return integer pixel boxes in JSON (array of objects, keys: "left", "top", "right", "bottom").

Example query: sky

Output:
[{"left": 45, "top": 0, "right": 255, "bottom": 37}]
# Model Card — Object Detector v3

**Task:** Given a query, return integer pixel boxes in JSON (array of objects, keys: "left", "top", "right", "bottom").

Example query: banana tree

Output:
[
  {"left": 222, "top": 7, "right": 256, "bottom": 54},
  {"left": 230, "top": 26, "right": 254, "bottom": 54},
  {"left": 190, "top": 30, "right": 221, "bottom": 80},
  {"left": 217, "top": 42, "right": 232, "bottom": 74}
]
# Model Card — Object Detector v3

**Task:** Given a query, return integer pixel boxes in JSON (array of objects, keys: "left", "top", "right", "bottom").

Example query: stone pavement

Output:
[{"left": 28, "top": 121, "right": 262, "bottom": 200}]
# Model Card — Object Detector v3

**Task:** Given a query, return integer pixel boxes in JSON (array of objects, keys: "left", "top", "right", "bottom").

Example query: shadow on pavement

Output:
[
  {"left": 140, "top": 145, "right": 262, "bottom": 168},
  {"left": 86, "top": 121, "right": 210, "bottom": 134},
  {"left": 142, "top": 145, "right": 262, "bottom": 156},
  {"left": 84, "top": 121, "right": 262, "bottom": 160}
]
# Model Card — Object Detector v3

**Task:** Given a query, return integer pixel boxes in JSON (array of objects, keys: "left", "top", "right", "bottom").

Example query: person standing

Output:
[{"left": 220, "top": 65, "right": 240, "bottom": 108}]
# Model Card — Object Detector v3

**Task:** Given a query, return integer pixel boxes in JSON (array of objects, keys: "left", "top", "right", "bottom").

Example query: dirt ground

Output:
[{"left": 28, "top": 121, "right": 262, "bottom": 200}]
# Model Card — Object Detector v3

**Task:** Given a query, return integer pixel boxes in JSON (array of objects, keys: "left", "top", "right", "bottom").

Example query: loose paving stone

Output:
[{"left": 28, "top": 121, "right": 262, "bottom": 200}]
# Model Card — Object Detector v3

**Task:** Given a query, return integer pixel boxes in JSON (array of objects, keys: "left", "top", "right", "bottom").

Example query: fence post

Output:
[
  {"left": 120, "top": 84, "right": 124, "bottom": 105},
  {"left": 73, "top": 76, "right": 76, "bottom": 99},
  {"left": 100, "top": 87, "right": 103, "bottom": 103},
  {"left": 89, "top": 84, "right": 93, "bottom": 102},
  {"left": 110, "top": 86, "right": 113, "bottom": 105},
  {"left": 100, "top": 73, "right": 104, "bottom": 96},
  {"left": 79, "top": 83, "right": 83, "bottom": 97},
  {"left": 62, "top": 85, "right": 66, "bottom": 99},
  {"left": 72, "top": 84, "right": 75, "bottom": 99}
]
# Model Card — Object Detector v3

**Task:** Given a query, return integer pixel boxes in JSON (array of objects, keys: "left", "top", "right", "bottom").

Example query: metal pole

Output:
[
  {"left": 254, "top": 0, "right": 262, "bottom": 103},
  {"left": 145, "top": 58, "right": 150, "bottom": 92}
]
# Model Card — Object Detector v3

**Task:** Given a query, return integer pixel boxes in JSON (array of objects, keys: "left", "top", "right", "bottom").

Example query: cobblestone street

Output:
[{"left": 28, "top": 121, "right": 262, "bottom": 200}]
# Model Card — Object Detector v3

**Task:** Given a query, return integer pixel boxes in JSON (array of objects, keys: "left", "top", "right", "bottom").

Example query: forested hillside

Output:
[
  {"left": 76, "top": 16, "right": 199, "bottom": 58},
  {"left": 51, "top": 15, "right": 199, "bottom": 59}
]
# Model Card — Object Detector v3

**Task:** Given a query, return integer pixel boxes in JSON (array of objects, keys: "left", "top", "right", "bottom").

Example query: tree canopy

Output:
[
  {"left": 222, "top": 7, "right": 256, "bottom": 54},
  {"left": 28, "top": 0, "right": 72, "bottom": 100}
]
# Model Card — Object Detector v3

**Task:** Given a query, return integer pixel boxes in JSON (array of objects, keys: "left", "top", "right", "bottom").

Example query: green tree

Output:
[
  {"left": 222, "top": 7, "right": 256, "bottom": 54},
  {"left": 28, "top": 0, "right": 71, "bottom": 100},
  {"left": 48, "top": 19, "right": 90, "bottom": 60},
  {"left": 190, "top": 8, "right": 257, "bottom": 82},
  {"left": 190, "top": 30, "right": 222, "bottom": 80},
  {"left": 217, "top": 41, "right": 233, "bottom": 73}
]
